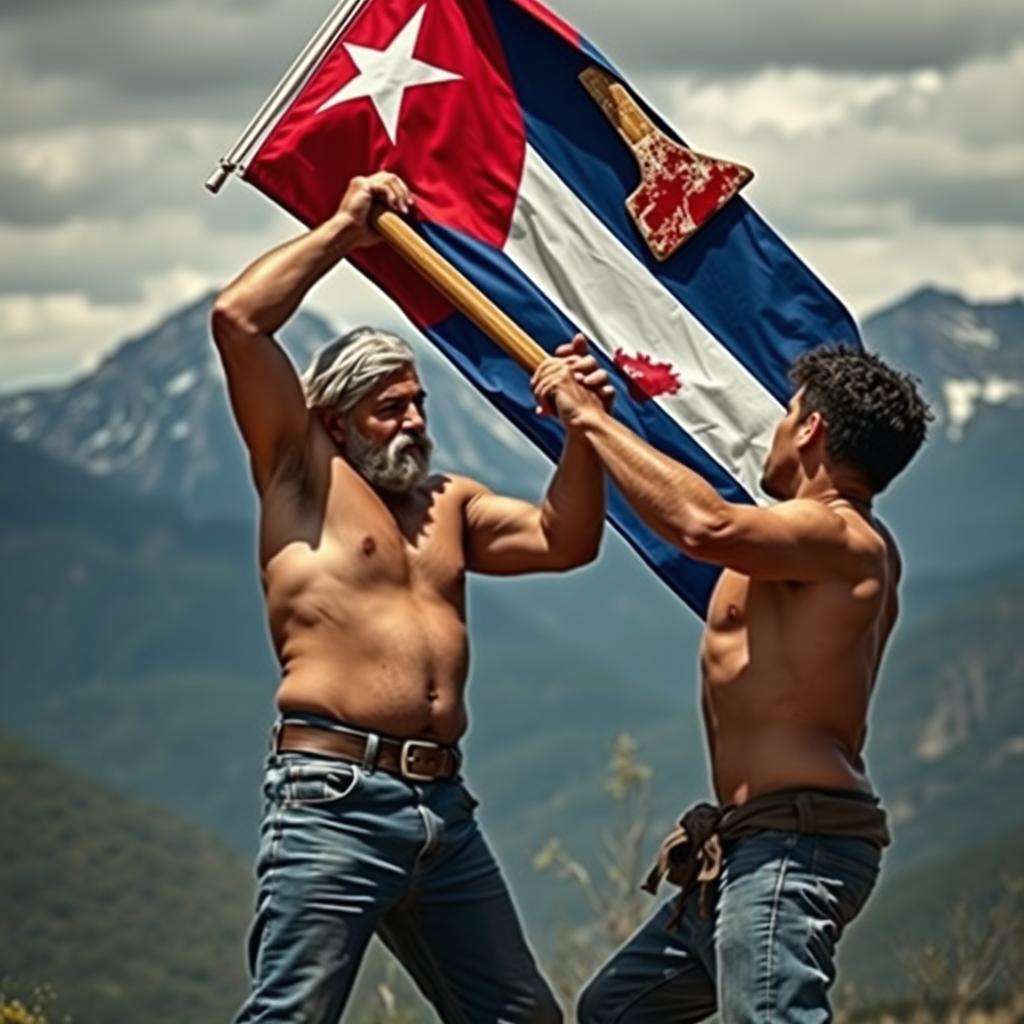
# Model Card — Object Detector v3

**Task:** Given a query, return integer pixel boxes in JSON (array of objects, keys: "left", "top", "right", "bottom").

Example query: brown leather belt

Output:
[{"left": 274, "top": 721, "right": 460, "bottom": 782}]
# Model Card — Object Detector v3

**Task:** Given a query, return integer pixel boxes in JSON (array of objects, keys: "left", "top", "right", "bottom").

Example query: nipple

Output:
[{"left": 361, "top": 535, "right": 377, "bottom": 556}]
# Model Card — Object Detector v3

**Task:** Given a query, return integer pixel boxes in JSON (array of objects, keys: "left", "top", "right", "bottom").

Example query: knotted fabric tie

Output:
[
  {"left": 641, "top": 789, "right": 890, "bottom": 931},
  {"left": 642, "top": 801, "right": 728, "bottom": 927}
]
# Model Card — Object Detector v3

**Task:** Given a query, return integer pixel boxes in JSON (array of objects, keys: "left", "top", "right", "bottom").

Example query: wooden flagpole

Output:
[{"left": 371, "top": 210, "right": 548, "bottom": 373}]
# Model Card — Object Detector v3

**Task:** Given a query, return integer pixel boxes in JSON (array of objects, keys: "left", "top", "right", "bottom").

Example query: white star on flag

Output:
[{"left": 316, "top": 5, "right": 461, "bottom": 145}]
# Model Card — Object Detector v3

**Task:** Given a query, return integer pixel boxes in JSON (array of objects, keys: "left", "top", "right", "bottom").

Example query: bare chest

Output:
[
  {"left": 705, "top": 569, "right": 751, "bottom": 636},
  {"left": 701, "top": 569, "right": 795, "bottom": 684},
  {"left": 261, "top": 467, "right": 467, "bottom": 603}
]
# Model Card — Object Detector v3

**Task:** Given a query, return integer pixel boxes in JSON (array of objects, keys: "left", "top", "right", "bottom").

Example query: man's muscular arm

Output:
[
  {"left": 464, "top": 336, "right": 609, "bottom": 575},
  {"left": 532, "top": 360, "right": 866, "bottom": 583},
  {"left": 210, "top": 172, "right": 412, "bottom": 492}
]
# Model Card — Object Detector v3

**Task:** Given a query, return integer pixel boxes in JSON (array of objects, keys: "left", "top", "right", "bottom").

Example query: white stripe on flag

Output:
[{"left": 504, "top": 146, "right": 783, "bottom": 503}]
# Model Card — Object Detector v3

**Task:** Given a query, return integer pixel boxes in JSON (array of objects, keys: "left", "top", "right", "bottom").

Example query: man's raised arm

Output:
[
  {"left": 463, "top": 336, "right": 611, "bottom": 575},
  {"left": 532, "top": 358, "right": 865, "bottom": 583},
  {"left": 210, "top": 172, "right": 412, "bottom": 492}
]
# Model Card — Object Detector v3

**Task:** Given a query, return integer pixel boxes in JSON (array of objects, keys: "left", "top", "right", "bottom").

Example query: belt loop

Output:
[
  {"left": 795, "top": 794, "right": 815, "bottom": 833},
  {"left": 361, "top": 732, "right": 380, "bottom": 773},
  {"left": 270, "top": 720, "right": 283, "bottom": 755}
]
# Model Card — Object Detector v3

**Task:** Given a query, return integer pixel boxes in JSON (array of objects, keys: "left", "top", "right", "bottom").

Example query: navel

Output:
[{"left": 361, "top": 535, "right": 377, "bottom": 557}]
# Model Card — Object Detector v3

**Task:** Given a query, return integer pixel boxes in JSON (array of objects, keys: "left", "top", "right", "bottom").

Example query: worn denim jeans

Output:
[
  {"left": 577, "top": 831, "right": 881, "bottom": 1024},
  {"left": 233, "top": 749, "right": 560, "bottom": 1024}
]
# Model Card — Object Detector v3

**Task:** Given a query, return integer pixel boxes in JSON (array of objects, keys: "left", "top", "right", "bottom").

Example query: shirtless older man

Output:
[
  {"left": 212, "top": 171, "right": 611, "bottom": 1024},
  {"left": 531, "top": 347, "right": 931, "bottom": 1024}
]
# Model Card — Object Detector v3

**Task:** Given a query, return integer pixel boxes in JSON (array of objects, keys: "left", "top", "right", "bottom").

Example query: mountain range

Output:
[{"left": 1, "top": 286, "right": 1022, "bottom": 1007}]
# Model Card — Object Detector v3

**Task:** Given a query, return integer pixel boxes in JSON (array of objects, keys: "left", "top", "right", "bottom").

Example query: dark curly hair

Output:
[{"left": 789, "top": 346, "right": 933, "bottom": 493}]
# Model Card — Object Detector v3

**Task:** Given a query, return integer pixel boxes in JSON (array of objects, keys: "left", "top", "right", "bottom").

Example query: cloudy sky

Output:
[{"left": 2, "top": 0, "right": 1023, "bottom": 391}]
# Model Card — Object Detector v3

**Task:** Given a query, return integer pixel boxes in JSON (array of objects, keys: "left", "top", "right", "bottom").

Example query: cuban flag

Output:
[{"left": 241, "top": 0, "right": 861, "bottom": 616}]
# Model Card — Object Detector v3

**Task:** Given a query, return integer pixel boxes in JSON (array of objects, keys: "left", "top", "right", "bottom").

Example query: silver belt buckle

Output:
[{"left": 400, "top": 739, "right": 444, "bottom": 781}]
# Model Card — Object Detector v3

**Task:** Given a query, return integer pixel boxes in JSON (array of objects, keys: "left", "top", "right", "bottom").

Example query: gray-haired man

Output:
[{"left": 212, "top": 171, "right": 611, "bottom": 1024}]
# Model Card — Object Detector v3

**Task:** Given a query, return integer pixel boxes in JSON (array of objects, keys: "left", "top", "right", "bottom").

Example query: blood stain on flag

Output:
[{"left": 613, "top": 349, "right": 682, "bottom": 401}]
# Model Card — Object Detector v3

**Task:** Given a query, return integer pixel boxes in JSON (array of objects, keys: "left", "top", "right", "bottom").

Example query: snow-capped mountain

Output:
[
  {"left": 859, "top": 287, "right": 1024, "bottom": 574},
  {"left": 0, "top": 291, "right": 545, "bottom": 520},
  {"left": 863, "top": 286, "right": 1024, "bottom": 443}
]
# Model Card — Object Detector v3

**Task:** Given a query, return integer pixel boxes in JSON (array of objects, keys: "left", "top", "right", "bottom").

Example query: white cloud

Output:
[
  {"left": 0, "top": 269, "right": 216, "bottom": 387},
  {"left": 561, "top": 0, "right": 1024, "bottom": 73},
  {"left": 0, "top": 119, "right": 273, "bottom": 228},
  {"left": 0, "top": 232, "right": 406, "bottom": 392},
  {"left": 797, "top": 225, "right": 1024, "bottom": 317},
  {"left": 663, "top": 68, "right": 942, "bottom": 140}
]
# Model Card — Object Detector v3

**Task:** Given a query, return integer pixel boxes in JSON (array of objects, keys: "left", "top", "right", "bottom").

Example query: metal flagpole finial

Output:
[{"left": 205, "top": 162, "right": 235, "bottom": 195}]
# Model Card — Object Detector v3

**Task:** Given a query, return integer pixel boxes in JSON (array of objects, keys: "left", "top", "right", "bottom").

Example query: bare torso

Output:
[
  {"left": 700, "top": 502, "right": 899, "bottom": 805},
  {"left": 261, "top": 423, "right": 474, "bottom": 743}
]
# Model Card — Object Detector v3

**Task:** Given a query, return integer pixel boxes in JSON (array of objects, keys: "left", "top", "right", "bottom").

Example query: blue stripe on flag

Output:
[{"left": 487, "top": 0, "right": 862, "bottom": 408}]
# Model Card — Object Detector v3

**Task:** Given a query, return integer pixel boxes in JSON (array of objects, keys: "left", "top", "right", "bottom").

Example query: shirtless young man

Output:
[
  {"left": 211, "top": 171, "right": 612, "bottom": 1024},
  {"left": 531, "top": 348, "right": 931, "bottom": 1024}
]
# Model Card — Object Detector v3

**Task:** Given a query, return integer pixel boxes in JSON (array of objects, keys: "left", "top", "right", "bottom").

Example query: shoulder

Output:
[
  {"left": 406, "top": 474, "right": 483, "bottom": 535},
  {"left": 425, "top": 471, "right": 476, "bottom": 496},
  {"left": 443, "top": 473, "right": 493, "bottom": 506},
  {"left": 868, "top": 515, "right": 903, "bottom": 585},
  {"left": 441, "top": 474, "right": 536, "bottom": 529},
  {"left": 775, "top": 498, "right": 889, "bottom": 581},
  {"left": 763, "top": 498, "right": 851, "bottom": 537},
  {"left": 828, "top": 504, "right": 894, "bottom": 582},
  {"left": 776, "top": 499, "right": 885, "bottom": 549}
]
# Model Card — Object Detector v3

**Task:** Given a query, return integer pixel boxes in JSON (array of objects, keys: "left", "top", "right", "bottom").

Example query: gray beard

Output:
[{"left": 344, "top": 425, "right": 433, "bottom": 494}]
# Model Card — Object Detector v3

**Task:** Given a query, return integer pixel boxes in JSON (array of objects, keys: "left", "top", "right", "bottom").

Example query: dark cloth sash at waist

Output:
[{"left": 643, "top": 788, "right": 890, "bottom": 924}]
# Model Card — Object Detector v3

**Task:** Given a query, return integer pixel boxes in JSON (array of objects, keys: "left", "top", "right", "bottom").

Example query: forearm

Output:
[
  {"left": 574, "top": 409, "right": 728, "bottom": 550},
  {"left": 539, "top": 430, "right": 605, "bottom": 564},
  {"left": 216, "top": 212, "right": 362, "bottom": 336}
]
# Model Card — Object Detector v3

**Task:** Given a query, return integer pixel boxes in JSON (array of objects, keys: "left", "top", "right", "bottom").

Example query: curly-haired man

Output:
[{"left": 531, "top": 346, "right": 932, "bottom": 1024}]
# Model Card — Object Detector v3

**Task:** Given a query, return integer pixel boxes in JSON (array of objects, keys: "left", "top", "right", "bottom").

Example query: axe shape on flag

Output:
[{"left": 579, "top": 67, "right": 753, "bottom": 262}]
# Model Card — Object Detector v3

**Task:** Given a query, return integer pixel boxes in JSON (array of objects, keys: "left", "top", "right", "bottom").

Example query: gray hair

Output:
[{"left": 301, "top": 326, "right": 416, "bottom": 413}]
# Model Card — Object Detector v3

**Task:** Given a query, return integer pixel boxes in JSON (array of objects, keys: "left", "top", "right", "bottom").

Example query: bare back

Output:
[
  {"left": 262, "top": 422, "right": 474, "bottom": 743},
  {"left": 700, "top": 504, "right": 900, "bottom": 805}
]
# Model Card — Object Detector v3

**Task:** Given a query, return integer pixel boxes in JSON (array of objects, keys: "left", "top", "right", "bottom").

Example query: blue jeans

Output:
[
  {"left": 577, "top": 831, "right": 881, "bottom": 1024},
  {"left": 234, "top": 751, "right": 560, "bottom": 1024}
]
